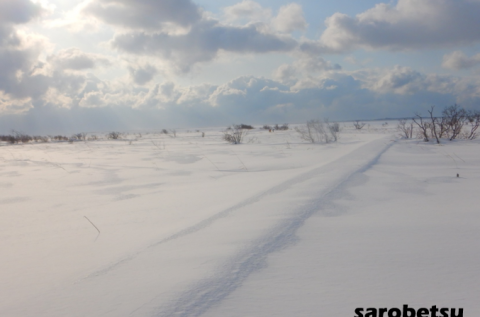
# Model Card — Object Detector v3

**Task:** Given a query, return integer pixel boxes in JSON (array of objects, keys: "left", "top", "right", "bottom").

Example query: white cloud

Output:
[
  {"left": 442, "top": 51, "right": 480, "bottom": 70},
  {"left": 83, "top": 1, "right": 309, "bottom": 74},
  {"left": 2, "top": 68, "right": 479, "bottom": 134},
  {"left": 0, "top": 91, "right": 33, "bottom": 114},
  {"left": 271, "top": 3, "right": 307, "bottom": 33},
  {"left": 223, "top": 0, "right": 271, "bottom": 24},
  {"left": 48, "top": 48, "right": 112, "bottom": 71},
  {"left": 223, "top": 1, "right": 307, "bottom": 33},
  {"left": 274, "top": 55, "right": 341, "bottom": 85},
  {"left": 320, "top": 0, "right": 480, "bottom": 52},
  {"left": 366, "top": 66, "right": 427, "bottom": 94},
  {"left": 111, "top": 20, "right": 298, "bottom": 73},
  {"left": 44, "top": 1, "right": 103, "bottom": 32}
]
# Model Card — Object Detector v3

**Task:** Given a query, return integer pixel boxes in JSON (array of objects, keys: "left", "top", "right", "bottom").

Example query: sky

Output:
[{"left": 1, "top": 0, "right": 480, "bottom": 134}]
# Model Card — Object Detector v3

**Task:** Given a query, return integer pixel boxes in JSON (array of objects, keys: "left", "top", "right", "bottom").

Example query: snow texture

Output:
[{"left": 0, "top": 122, "right": 479, "bottom": 316}]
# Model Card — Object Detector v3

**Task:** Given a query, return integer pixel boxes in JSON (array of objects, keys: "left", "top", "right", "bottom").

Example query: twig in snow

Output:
[{"left": 84, "top": 216, "right": 101, "bottom": 235}]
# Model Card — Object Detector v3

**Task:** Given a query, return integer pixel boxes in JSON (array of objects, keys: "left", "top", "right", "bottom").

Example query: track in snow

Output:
[
  {"left": 143, "top": 138, "right": 396, "bottom": 317},
  {"left": 86, "top": 137, "right": 392, "bottom": 281}
]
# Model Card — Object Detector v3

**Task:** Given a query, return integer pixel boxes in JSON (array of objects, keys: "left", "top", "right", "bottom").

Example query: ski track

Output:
[
  {"left": 138, "top": 138, "right": 397, "bottom": 317},
  {"left": 85, "top": 137, "right": 393, "bottom": 281}
]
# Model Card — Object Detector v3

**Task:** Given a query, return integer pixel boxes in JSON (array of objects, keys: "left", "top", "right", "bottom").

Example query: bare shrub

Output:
[
  {"left": 353, "top": 120, "right": 366, "bottom": 130},
  {"left": 223, "top": 125, "right": 246, "bottom": 144},
  {"left": 398, "top": 120, "right": 414, "bottom": 139},
  {"left": 235, "top": 124, "right": 254, "bottom": 130},
  {"left": 326, "top": 120, "right": 340, "bottom": 142},
  {"left": 33, "top": 136, "right": 49, "bottom": 143},
  {"left": 107, "top": 132, "right": 121, "bottom": 140},
  {"left": 53, "top": 135, "right": 68, "bottom": 141},
  {"left": 71, "top": 133, "right": 87, "bottom": 142},
  {"left": 9, "top": 131, "right": 32, "bottom": 143},
  {"left": 17, "top": 134, "right": 32, "bottom": 143},
  {"left": 0, "top": 135, "right": 16, "bottom": 144},
  {"left": 295, "top": 120, "right": 321, "bottom": 143},
  {"left": 295, "top": 119, "right": 339, "bottom": 144},
  {"left": 275, "top": 123, "right": 289, "bottom": 131}
]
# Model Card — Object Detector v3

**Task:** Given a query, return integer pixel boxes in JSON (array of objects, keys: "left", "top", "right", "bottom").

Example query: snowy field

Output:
[{"left": 1, "top": 122, "right": 479, "bottom": 316}]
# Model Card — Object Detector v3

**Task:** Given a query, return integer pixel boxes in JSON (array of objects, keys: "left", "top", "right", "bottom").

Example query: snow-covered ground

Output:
[{"left": 1, "top": 122, "right": 479, "bottom": 316}]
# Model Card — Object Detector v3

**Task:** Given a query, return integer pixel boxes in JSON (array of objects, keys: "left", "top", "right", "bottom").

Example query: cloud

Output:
[
  {"left": 2, "top": 0, "right": 480, "bottom": 135},
  {"left": 0, "top": 31, "right": 50, "bottom": 100},
  {"left": 83, "top": 0, "right": 202, "bottom": 30},
  {"left": 0, "top": 0, "right": 44, "bottom": 25},
  {"left": 111, "top": 20, "right": 297, "bottom": 73},
  {"left": 271, "top": 3, "right": 307, "bottom": 33},
  {"left": 0, "top": 0, "right": 59, "bottom": 105},
  {"left": 274, "top": 55, "right": 341, "bottom": 85},
  {"left": 2, "top": 68, "right": 479, "bottom": 135},
  {"left": 128, "top": 63, "right": 158, "bottom": 85},
  {"left": 80, "top": 0, "right": 308, "bottom": 74},
  {"left": 442, "top": 51, "right": 480, "bottom": 70},
  {"left": 366, "top": 66, "right": 427, "bottom": 94},
  {"left": 0, "top": 0, "right": 116, "bottom": 111},
  {"left": 48, "top": 48, "right": 112, "bottom": 71},
  {"left": 0, "top": 91, "right": 33, "bottom": 114},
  {"left": 320, "top": 0, "right": 480, "bottom": 52},
  {"left": 223, "top": 0, "right": 271, "bottom": 24}
]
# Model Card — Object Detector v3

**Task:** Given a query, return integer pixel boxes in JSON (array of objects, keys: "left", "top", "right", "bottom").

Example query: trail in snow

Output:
[
  {"left": 85, "top": 137, "right": 393, "bottom": 281},
  {"left": 0, "top": 136, "right": 395, "bottom": 317},
  {"left": 146, "top": 138, "right": 396, "bottom": 317}
]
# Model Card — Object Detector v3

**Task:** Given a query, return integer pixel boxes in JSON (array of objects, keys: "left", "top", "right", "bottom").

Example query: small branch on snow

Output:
[{"left": 84, "top": 216, "right": 101, "bottom": 235}]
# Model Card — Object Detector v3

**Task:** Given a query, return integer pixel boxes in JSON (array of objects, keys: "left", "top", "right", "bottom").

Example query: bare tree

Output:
[
  {"left": 466, "top": 110, "right": 480, "bottom": 140},
  {"left": 443, "top": 104, "right": 467, "bottom": 140},
  {"left": 427, "top": 106, "right": 440, "bottom": 144},
  {"left": 412, "top": 114, "right": 429, "bottom": 142},
  {"left": 436, "top": 115, "right": 450, "bottom": 139}
]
